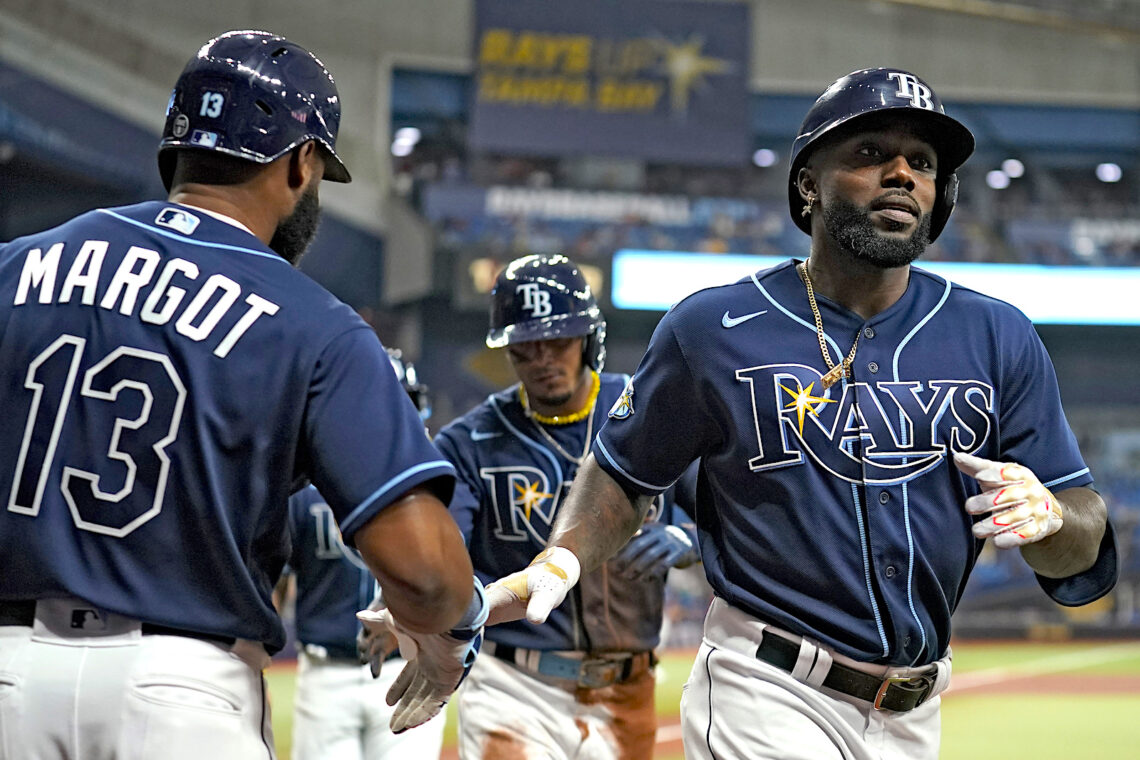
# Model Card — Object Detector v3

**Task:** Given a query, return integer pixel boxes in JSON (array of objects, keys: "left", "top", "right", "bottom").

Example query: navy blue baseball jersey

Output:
[
  {"left": 593, "top": 259, "right": 1117, "bottom": 667},
  {"left": 436, "top": 373, "right": 687, "bottom": 653},
  {"left": 286, "top": 485, "right": 376, "bottom": 659},
  {"left": 0, "top": 201, "right": 455, "bottom": 652}
]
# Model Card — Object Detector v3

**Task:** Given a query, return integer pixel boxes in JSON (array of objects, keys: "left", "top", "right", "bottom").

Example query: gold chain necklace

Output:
[
  {"left": 518, "top": 370, "right": 600, "bottom": 425},
  {"left": 519, "top": 371, "right": 600, "bottom": 464},
  {"left": 797, "top": 261, "right": 860, "bottom": 389}
]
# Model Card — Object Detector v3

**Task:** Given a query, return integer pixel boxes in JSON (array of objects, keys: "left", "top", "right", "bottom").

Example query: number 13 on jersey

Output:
[{"left": 8, "top": 334, "right": 186, "bottom": 537}]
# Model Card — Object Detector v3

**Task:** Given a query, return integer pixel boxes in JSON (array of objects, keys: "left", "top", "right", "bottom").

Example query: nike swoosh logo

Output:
[
  {"left": 721, "top": 310, "right": 767, "bottom": 328},
  {"left": 470, "top": 430, "right": 503, "bottom": 441}
]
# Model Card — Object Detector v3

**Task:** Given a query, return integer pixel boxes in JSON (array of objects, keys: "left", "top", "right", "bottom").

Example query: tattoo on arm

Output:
[{"left": 548, "top": 454, "right": 653, "bottom": 574}]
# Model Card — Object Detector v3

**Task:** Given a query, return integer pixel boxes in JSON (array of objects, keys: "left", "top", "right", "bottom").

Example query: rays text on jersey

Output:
[
  {"left": 13, "top": 240, "right": 280, "bottom": 358},
  {"left": 736, "top": 363, "right": 995, "bottom": 486}
]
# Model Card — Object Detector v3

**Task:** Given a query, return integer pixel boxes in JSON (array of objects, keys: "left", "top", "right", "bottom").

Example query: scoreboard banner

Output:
[{"left": 470, "top": 0, "right": 751, "bottom": 165}]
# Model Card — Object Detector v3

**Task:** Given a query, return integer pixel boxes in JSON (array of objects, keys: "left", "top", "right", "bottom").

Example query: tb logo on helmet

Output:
[
  {"left": 887, "top": 72, "right": 935, "bottom": 110},
  {"left": 517, "top": 283, "right": 552, "bottom": 318}
]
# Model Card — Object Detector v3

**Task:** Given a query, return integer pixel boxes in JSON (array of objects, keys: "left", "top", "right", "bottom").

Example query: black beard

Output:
[
  {"left": 269, "top": 187, "right": 321, "bottom": 266},
  {"left": 531, "top": 389, "right": 574, "bottom": 409},
  {"left": 822, "top": 197, "right": 932, "bottom": 269}
]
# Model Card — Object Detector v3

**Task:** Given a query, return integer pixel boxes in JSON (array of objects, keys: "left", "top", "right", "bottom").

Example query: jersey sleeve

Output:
[
  {"left": 434, "top": 426, "right": 483, "bottom": 544},
  {"left": 997, "top": 321, "right": 1091, "bottom": 490},
  {"left": 303, "top": 327, "right": 455, "bottom": 543},
  {"left": 592, "top": 311, "right": 712, "bottom": 495},
  {"left": 998, "top": 318, "right": 1117, "bottom": 602}
]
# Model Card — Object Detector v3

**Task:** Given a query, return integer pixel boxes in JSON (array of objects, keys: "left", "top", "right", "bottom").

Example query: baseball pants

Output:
[
  {"left": 680, "top": 598, "right": 951, "bottom": 760},
  {"left": 456, "top": 652, "right": 656, "bottom": 760},
  {"left": 292, "top": 651, "right": 446, "bottom": 760},
  {"left": 0, "top": 597, "right": 273, "bottom": 760}
]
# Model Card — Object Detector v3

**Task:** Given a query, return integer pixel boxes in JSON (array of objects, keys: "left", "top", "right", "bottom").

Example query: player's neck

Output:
[
  {"left": 523, "top": 369, "right": 599, "bottom": 423},
  {"left": 803, "top": 247, "right": 911, "bottom": 321},
  {"left": 169, "top": 185, "right": 278, "bottom": 246}
]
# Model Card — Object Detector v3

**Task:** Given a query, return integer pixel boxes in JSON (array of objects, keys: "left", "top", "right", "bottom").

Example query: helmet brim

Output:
[{"left": 486, "top": 311, "right": 601, "bottom": 349}]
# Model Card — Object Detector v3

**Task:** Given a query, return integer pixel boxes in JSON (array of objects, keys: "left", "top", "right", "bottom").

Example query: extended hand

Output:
[
  {"left": 356, "top": 595, "right": 400, "bottom": 678},
  {"left": 356, "top": 580, "right": 487, "bottom": 733},
  {"left": 484, "top": 547, "right": 581, "bottom": 626},
  {"left": 954, "top": 452, "right": 1063, "bottom": 549},
  {"left": 613, "top": 521, "right": 698, "bottom": 581}
]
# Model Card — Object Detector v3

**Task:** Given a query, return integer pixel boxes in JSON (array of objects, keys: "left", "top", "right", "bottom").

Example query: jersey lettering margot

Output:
[
  {"left": 436, "top": 374, "right": 680, "bottom": 653},
  {"left": 0, "top": 202, "right": 454, "bottom": 652},
  {"left": 594, "top": 260, "right": 1114, "bottom": 667}
]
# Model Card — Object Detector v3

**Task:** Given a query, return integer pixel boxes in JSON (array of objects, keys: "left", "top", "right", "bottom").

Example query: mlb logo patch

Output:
[
  {"left": 155, "top": 207, "right": 201, "bottom": 235},
  {"left": 70, "top": 608, "right": 107, "bottom": 631},
  {"left": 189, "top": 129, "right": 218, "bottom": 148}
]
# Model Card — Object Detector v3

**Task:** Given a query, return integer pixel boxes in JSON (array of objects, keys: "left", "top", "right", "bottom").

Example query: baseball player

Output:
[
  {"left": 0, "top": 31, "right": 484, "bottom": 759},
  {"left": 480, "top": 69, "right": 1118, "bottom": 760},
  {"left": 283, "top": 349, "right": 447, "bottom": 760},
  {"left": 432, "top": 254, "right": 699, "bottom": 759}
]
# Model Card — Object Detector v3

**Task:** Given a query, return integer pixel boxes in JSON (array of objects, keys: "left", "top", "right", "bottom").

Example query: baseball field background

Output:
[{"left": 265, "top": 639, "right": 1140, "bottom": 759}]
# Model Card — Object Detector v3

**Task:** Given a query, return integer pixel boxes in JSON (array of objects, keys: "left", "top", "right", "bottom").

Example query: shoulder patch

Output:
[{"left": 609, "top": 377, "right": 635, "bottom": 420}]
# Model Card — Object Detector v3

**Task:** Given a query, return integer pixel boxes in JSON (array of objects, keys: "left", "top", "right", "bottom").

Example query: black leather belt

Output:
[
  {"left": 755, "top": 632, "right": 937, "bottom": 712},
  {"left": 0, "top": 600, "right": 235, "bottom": 647},
  {"left": 489, "top": 643, "right": 655, "bottom": 689}
]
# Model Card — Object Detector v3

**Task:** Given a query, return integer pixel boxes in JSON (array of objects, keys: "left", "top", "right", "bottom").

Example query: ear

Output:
[
  {"left": 287, "top": 141, "right": 322, "bottom": 192},
  {"left": 796, "top": 167, "right": 817, "bottom": 203}
]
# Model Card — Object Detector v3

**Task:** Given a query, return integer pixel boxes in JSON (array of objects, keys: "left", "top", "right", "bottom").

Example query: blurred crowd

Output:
[{"left": 396, "top": 147, "right": 1140, "bottom": 271}]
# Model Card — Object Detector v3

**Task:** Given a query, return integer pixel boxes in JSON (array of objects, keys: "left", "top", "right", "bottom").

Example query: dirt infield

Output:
[{"left": 948, "top": 672, "right": 1140, "bottom": 695}]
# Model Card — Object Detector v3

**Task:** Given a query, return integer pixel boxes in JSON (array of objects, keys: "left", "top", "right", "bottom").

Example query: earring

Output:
[{"left": 801, "top": 194, "right": 816, "bottom": 218}]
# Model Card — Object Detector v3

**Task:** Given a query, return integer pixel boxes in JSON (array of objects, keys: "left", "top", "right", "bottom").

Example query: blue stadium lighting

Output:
[
  {"left": 1096, "top": 163, "right": 1122, "bottom": 183},
  {"left": 752, "top": 148, "right": 778, "bottom": 167},
  {"left": 986, "top": 170, "right": 1011, "bottom": 189},
  {"left": 1001, "top": 158, "right": 1024, "bottom": 178},
  {"left": 611, "top": 250, "right": 1140, "bottom": 325}
]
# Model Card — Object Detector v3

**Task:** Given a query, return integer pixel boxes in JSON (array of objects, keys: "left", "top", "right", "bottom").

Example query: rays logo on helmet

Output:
[
  {"left": 609, "top": 378, "right": 635, "bottom": 420},
  {"left": 887, "top": 72, "right": 936, "bottom": 110},
  {"left": 517, "top": 283, "right": 552, "bottom": 318}
]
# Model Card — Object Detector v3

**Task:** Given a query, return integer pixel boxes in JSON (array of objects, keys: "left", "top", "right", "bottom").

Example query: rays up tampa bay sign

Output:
[{"left": 469, "top": 0, "right": 751, "bottom": 166}]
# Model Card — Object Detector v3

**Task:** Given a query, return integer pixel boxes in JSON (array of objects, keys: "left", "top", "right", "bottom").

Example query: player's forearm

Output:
[
  {"left": 355, "top": 487, "right": 476, "bottom": 633},
  {"left": 547, "top": 454, "right": 654, "bottom": 573},
  {"left": 1019, "top": 486, "right": 1108, "bottom": 579}
]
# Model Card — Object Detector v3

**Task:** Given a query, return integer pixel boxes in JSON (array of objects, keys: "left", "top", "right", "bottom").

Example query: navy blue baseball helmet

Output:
[
  {"left": 487, "top": 254, "right": 607, "bottom": 371},
  {"left": 386, "top": 347, "right": 431, "bottom": 421},
  {"left": 158, "top": 30, "right": 351, "bottom": 191},
  {"left": 788, "top": 68, "right": 975, "bottom": 241}
]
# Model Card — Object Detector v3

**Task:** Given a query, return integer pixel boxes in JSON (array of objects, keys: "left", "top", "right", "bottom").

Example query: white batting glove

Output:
[
  {"left": 954, "top": 452, "right": 1064, "bottom": 549},
  {"left": 356, "top": 594, "right": 402, "bottom": 679},
  {"left": 357, "top": 579, "right": 488, "bottom": 734},
  {"left": 484, "top": 547, "right": 581, "bottom": 626}
]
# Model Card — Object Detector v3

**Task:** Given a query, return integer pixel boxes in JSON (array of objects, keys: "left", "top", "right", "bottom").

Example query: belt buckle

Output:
[
  {"left": 577, "top": 658, "right": 622, "bottom": 689},
  {"left": 873, "top": 674, "right": 935, "bottom": 711}
]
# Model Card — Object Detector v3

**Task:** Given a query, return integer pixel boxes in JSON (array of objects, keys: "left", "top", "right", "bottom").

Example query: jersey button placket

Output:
[{"left": 878, "top": 491, "right": 890, "bottom": 505}]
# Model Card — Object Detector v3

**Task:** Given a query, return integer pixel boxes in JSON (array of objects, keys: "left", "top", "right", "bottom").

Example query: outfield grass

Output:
[{"left": 267, "top": 640, "right": 1140, "bottom": 760}]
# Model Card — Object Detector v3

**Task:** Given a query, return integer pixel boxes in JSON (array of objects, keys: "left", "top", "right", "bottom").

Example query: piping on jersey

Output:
[
  {"left": 890, "top": 273, "right": 952, "bottom": 663},
  {"left": 100, "top": 209, "right": 289, "bottom": 263},
  {"left": 594, "top": 438, "right": 676, "bottom": 493},
  {"left": 488, "top": 394, "right": 566, "bottom": 488},
  {"left": 341, "top": 460, "right": 456, "bottom": 534},
  {"left": 848, "top": 442, "right": 890, "bottom": 657},
  {"left": 751, "top": 270, "right": 845, "bottom": 361}
]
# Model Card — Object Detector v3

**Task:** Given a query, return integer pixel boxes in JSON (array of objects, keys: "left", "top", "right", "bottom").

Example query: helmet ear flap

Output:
[
  {"left": 583, "top": 321, "right": 607, "bottom": 372},
  {"left": 930, "top": 172, "right": 959, "bottom": 242}
]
